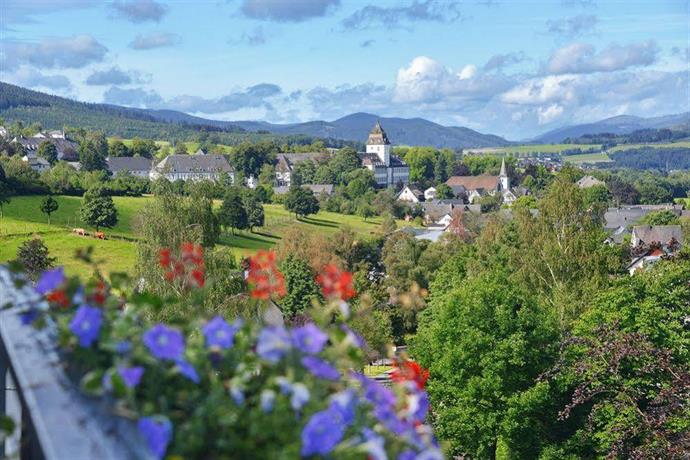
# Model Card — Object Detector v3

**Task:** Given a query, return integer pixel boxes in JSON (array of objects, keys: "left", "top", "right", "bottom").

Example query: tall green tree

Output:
[
  {"left": 80, "top": 186, "right": 118, "bottom": 231},
  {"left": 412, "top": 273, "right": 560, "bottom": 459},
  {"left": 243, "top": 195, "right": 265, "bottom": 231},
  {"left": 108, "top": 139, "right": 131, "bottom": 158},
  {"left": 79, "top": 132, "right": 108, "bottom": 171},
  {"left": 37, "top": 141, "right": 58, "bottom": 165},
  {"left": 284, "top": 186, "right": 320, "bottom": 219},
  {"left": 15, "top": 237, "right": 55, "bottom": 281},
  {"left": 278, "top": 255, "right": 321, "bottom": 319},
  {"left": 219, "top": 187, "right": 248, "bottom": 234},
  {"left": 130, "top": 137, "right": 158, "bottom": 158},
  {"left": 40, "top": 195, "right": 59, "bottom": 224}
]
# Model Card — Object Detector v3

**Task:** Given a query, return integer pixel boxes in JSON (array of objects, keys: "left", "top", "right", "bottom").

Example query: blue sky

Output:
[{"left": 1, "top": 0, "right": 688, "bottom": 139}]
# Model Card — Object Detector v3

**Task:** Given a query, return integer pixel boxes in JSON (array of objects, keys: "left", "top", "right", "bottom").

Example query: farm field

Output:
[
  {"left": 466, "top": 143, "right": 602, "bottom": 156},
  {"left": 108, "top": 138, "right": 234, "bottom": 157},
  {"left": 562, "top": 152, "right": 612, "bottom": 164},
  {"left": 0, "top": 195, "right": 394, "bottom": 277}
]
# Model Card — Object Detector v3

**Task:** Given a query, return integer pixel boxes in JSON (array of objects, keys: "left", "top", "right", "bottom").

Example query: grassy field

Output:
[
  {"left": 608, "top": 141, "right": 690, "bottom": 152},
  {"left": 562, "top": 152, "right": 612, "bottom": 164},
  {"left": 0, "top": 195, "right": 392, "bottom": 277},
  {"left": 108, "top": 138, "right": 234, "bottom": 157},
  {"left": 466, "top": 143, "right": 602, "bottom": 156}
]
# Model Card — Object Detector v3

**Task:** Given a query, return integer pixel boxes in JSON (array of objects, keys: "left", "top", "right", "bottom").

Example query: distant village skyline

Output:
[{"left": 1, "top": 0, "right": 688, "bottom": 138}]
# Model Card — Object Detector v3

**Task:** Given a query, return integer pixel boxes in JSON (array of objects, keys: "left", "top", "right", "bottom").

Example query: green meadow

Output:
[{"left": 0, "top": 195, "right": 392, "bottom": 277}]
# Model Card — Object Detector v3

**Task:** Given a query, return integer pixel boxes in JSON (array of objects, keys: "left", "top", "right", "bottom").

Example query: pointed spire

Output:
[{"left": 499, "top": 157, "right": 507, "bottom": 177}]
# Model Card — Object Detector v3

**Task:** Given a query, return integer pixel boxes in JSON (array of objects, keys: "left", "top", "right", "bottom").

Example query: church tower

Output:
[
  {"left": 499, "top": 157, "right": 509, "bottom": 190},
  {"left": 366, "top": 121, "right": 391, "bottom": 166}
]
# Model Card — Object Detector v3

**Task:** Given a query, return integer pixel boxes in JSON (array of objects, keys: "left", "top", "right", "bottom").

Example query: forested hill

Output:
[{"left": 0, "top": 83, "right": 510, "bottom": 148}]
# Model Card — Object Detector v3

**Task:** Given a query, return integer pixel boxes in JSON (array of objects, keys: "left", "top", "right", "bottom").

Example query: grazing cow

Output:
[
  {"left": 73, "top": 228, "right": 86, "bottom": 236},
  {"left": 94, "top": 232, "right": 105, "bottom": 240}
]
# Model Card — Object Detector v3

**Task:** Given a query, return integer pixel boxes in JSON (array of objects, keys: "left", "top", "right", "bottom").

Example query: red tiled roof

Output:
[{"left": 445, "top": 175, "right": 500, "bottom": 191}]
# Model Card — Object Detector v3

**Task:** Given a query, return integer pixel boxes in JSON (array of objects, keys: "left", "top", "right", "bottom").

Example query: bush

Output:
[{"left": 15, "top": 237, "right": 55, "bottom": 281}]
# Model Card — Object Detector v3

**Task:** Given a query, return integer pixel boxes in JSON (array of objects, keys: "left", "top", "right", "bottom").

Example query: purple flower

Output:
[
  {"left": 143, "top": 324, "right": 185, "bottom": 360},
  {"left": 275, "top": 376, "right": 293, "bottom": 395},
  {"left": 290, "top": 382, "right": 310, "bottom": 411},
  {"left": 260, "top": 389, "right": 276, "bottom": 413},
  {"left": 202, "top": 316, "right": 238, "bottom": 349},
  {"left": 341, "top": 324, "right": 366, "bottom": 349},
  {"left": 300, "top": 408, "right": 345, "bottom": 457},
  {"left": 256, "top": 325, "right": 291, "bottom": 363},
  {"left": 138, "top": 416, "right": 172, "bottom": 460},
  {"left": 68, "top": 305, "right": 102, "bottom": 347},
  {"left": 118, "top": 366, "right": 144, "bottom": 388},
  {"left": 301, "top": 356, "right": 339, "bottom": 381},
  {"left": 175, "top": 359, "right": 200, "bottom": 383},
  {"left": 407, "top": 388, "right": 429, "bottom": 422},
  {"left": 292, "top": 323, "right": 328, "bottom": 354},
  {"left": 329, "top": 389, "right": 357, "bottom": 426},
  {"left": 35, "top": 267, "right": 65, "bottom": 295}
]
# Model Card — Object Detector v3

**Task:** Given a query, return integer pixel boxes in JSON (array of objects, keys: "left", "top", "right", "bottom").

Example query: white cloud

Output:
[
  {"left": 1, "top": 35, "right": 107, "bottom": 70},
  {"left": 537, "top": 104, "right": 564, "bottom": 124},
  {"left": 547, "top": 41, "right": 659, "bottom": 74}
]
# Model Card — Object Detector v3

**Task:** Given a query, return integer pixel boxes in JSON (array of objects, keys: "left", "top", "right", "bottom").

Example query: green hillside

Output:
[{"left": 0, "top": 195, "right": 398, "bottom": 277}]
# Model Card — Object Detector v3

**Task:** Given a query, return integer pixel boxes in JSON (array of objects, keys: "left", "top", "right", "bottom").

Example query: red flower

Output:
[
  {"left": 46, "top": 289, "right": 70, "bottom": 308},
  {"left": 391, "top": 360, "right": 429, "bottom": 390},
  {"left": 158, "top": 243, "right": 205, "bottom": 290},
  {"left": 90, "top": 280, "right": 107, "bottom": 305},
  {"left": 246, "top": 250, "right": 286, "bottom": 300},
  {"left": 316, "top": 265, "right": 356, "bottom": 301},
  {"left": 159, "top": 248, "right": 171, "bottom": 268}
]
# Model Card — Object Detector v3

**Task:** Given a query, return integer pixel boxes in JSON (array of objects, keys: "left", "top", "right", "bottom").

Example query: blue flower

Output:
[
  {"left": 118, "top": 366, "right": 144, "bottom": 388},
  {"left": 68, "top": 305, "right": 102, "bottom": 347},
  {"left": 300, "top": 408, "right": 345, "bottom": 457},
  {"left": 202, "top": 316, "right": 239, "bottom": 349},
  {"left": 329, "top": 389, "right": 357, "bottom": 426},
  {"left": 361, "top": 428, "right": 387, "bottom": 460},
  {"left": 20, "top": 309, "right": 40, "bottom": 325},
  {"left": 275, "top": 376, "right": 293, "bottom": 395},
  {"left": 301, "top": 356, "right": 339, "bottom": 381},
  {"left": 143, "top": 324, "right": 185, "bottom": 361},
  {"left": 115, "top": 340, "right": 132, "bottom": 355},
  {"left": 291, "top": 323, "right": 328, "bottom": 354},
  {"left": 35, "top": 267, "right": 65, "bottom": 294},
  {"left": 256, "top": 325, "right": 291, "bottom": 363},
  {"left": 72, "top": 287, "right": 85, "bottom": 305},
  {"left": 260, "top": 389, "right": 276, "bottom": 413},
  {"left": 407, "top": 388, "right": 429, "bottom": 422},
  {"left": 341, "top": 324, "right": 366, "bottom": 348},
  {"left": 175, "top": 359, "right": 200, "bottom": 383},
  {"left": 138, "top": 416, "right": 172, "bottom": 460},
  {"left": 398, "top": 450, "right": 417, "bottom": 460},
  {"left": 230, "top": 385, "right": 244, "bottom": 405},
  {"left": 290, "top": 382, "right": 310, "bottom": 411}
]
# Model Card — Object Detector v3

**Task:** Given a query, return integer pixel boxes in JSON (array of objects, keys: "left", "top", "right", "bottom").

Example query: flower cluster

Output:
[
  {"left": 246, "top": 249, "right": 286, "bottom": 300},
  {"left": 159, "top": 243, "right": 205, "bottom": 288},
  {"left": 26, "top": 249, "right": 441, "bottom": 460},
  {"left": 316, "top": 264, "right": 356, "bottom": 301}
]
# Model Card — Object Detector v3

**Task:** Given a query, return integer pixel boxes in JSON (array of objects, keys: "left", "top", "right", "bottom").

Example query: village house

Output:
[
  {"left": 445, "top": 158, "right": 514, "bottom": 204},
  {"left": 424, "top": 187, "right": 437, "bottom": 201},
  {"left": 397, "top": 185, "right": 424, "bottom": 203},
  {"left": 359, "top": 121, "right": 410, "bottom": 188},
  {"left": 604, "top": 204, "right": 684, "bottom": 243},
  {"left": 150, "top": 154, "right": 234, "bottom": 182},
  {"left": 275, "top": 152, "right": 330, "bottom": 187},
  {"left": 12, "top": 133, "right": 79, "bottom": 161},
  {"left": 21, "top": 152, "right": 50, "bottom": 172},
  {"left": 576, "top": 175, "right": 605, "bottom": 189},
  {"left": 627, "top": 225, "right": 683, "bottom": 275},
  {"left": 107, "top": 156, "right": 153, "bottom": 178}
]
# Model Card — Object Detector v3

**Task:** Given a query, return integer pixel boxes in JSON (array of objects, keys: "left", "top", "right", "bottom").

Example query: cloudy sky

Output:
[{"left": 1, "top": 0, "right": 688, "bottom": 139}]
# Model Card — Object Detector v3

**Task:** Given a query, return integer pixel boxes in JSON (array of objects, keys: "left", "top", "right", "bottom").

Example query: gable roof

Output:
[
  {"left": 107, "top": 156, "right": 153, "bottom": 173},
  {"left": 632, "top": 225, "right": 683, "bottom": 245},
  {"left": 154, "top": 154, "right": 233, "bottom": 174},
  {"left": 359, "top": 152, "right": 407, "bottom": 167},
  {"left": 445, "top": 175, "right": 500, "bottom": 191},
  {"left": 275, "top": 152, "right": 330, "bottom": 172}
]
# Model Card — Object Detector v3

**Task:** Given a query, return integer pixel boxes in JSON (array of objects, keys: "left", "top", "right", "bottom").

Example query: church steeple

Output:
[
  {"left": 366, "top": 120, "right": 391, "bottom": 166},
  {"left": 499, "top": 157, "right": 509, "bottom": 190}
]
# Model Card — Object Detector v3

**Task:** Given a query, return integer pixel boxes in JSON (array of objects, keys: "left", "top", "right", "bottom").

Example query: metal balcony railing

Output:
[{"left": 0, "top": 267, "right": 152, "bottom": 460}]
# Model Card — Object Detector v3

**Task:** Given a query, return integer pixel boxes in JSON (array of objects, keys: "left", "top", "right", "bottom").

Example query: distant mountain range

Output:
[
  {"left": 533, "top": 112, "right": 690, "bottom": 143},
  {"left": 1, "top": 82, "right": 687, "bottom": 148}
]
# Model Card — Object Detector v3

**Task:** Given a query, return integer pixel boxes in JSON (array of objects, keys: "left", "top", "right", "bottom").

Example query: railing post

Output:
[{"left": 0, "top": 355, "right": 6, "bottom": 460}]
